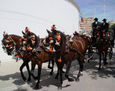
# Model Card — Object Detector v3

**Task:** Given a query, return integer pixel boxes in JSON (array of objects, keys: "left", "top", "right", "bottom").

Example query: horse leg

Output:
[
  {"left": 48, "top": 60, "right": 52, "bottom": 69},
  {"left": 65, "top": 61, "right": 74, "bottom": 81},
  {"left": 34, "top": 64, "right": 42, "bottom": 89},
  {"left": 20, "top": 60, "right": 30, "bottom": 81},
  {"left": 58, "top": 62, "right": 64, "bottom": 88},
  {"left": 88, "top": 47, "right": 91, "bottom": 63},
  {"left": 103, "top": 52, "right": 108, "bottom": 65},
  {"left": 31, "top": 61, "right": 37, "bottom": 80},
  {"left": 55, "top": 67, "right": 59, "bottom": 79},
  {"left": 50, "top": 60, "right": 54, "bottom": 75},
  {"left": 25, "top": 60, "right": 32, "bottom": 82},
  {"left": 76, "top": 59, "right": 83, "bottom": 81},
  {"left": 98, "top": 53, "right": 101, "bottom": 70}
]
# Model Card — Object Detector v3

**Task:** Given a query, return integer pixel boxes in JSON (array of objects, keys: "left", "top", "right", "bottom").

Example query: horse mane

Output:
[{"left": 9, "top": 34, "right": 22, "bottom": 39}]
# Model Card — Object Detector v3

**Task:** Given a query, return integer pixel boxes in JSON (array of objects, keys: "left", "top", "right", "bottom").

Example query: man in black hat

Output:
[
  {"left": 101, "top": 18, "right": 109, "bottom": 33},
  {"left": 92, "top": 18, "right": 100, "bottom": 45}
]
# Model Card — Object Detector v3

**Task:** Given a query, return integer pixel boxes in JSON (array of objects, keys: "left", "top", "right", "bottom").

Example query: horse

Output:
[
  {"left": 21, "top": 36, "right": 57, "bottom": 89},
  {"left": 55, "top": 34, "right": 90, "bottom": 81},
  {"left": 46, "top": 29, "right": 67, "bottom": 87},
  {"left": 46, "top": 30, "right": 90, "bottom": 87},
  {"left": 95, "top": 31, "right": 111, "bottom": 70},
  {"left": 2, "top": 34, "right": 36, "bottom": 81}
]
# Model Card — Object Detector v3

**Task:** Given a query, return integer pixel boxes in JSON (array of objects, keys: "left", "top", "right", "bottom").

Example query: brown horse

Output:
[
  {"left": 95, "top": 31, "right": 111, "bottom": 70},
  {"left": 46, "top": 30, "right": 67, "bottom": 87},
  {"left": 46, "top": 30, "right": 90, "bottom": 88},
  {"left": 14, "top": 34, "right": 56, "bottom": 89},
  {"left": 2, "top": 34, "right": 35, "bottom": 81},
  {"left": 29, "top": 48, "right": 56, "bottom": 89},
  {"left": 54, "top": 34, "right": 89, "bottom": 81}
]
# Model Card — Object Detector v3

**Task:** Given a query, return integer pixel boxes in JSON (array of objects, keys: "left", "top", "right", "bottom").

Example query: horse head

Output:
[
  {"left": 2, "top": 34, "right": 15, "bottom": 55},
  {"left": 46, "top": 29, "right": 66, "bottom": 54},
  {"left": 2, "top": 34, "right": 22, "bottom": 55}
]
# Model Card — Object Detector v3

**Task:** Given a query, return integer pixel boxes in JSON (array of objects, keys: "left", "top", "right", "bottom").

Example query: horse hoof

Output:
[
  {"left": 75, "top": 78, "right": 79, "bottom": 81},
  {"left": 62, "top": 70, "right": 65, "bottom": 73},
  {"left": 68, "top": 78, "right": 74, "bottom": 82},
  {"left": 98, "top": 68, "right": 101, "bottom": 71},
  {"left": 50, "top": 72, "right": 53, "bottom": 75},
  {"left": 104, "top": 62, "right": 108, "bottom": 65},
  {"left": 55, "top": 76, "right": 58, "bottom": 79},
  {"left": 58, "top": 85, "right": 62, "bottom": 90},
  {"left": 48, "top": 66, "right": 53, "bottom": 69},
  {"left": 34, "top": 85, "right": 40, "bottom": 90},
  {"left": 27, "top": 78, "right": 31, "bottom": 82},
  {"left": 22, "top": 77, "right": 26, "bottom": 81}
]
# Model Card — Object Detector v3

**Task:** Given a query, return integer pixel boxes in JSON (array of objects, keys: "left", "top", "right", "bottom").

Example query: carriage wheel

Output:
[{"left": 87, "top": 46, "right": 94, "bottom": 62}]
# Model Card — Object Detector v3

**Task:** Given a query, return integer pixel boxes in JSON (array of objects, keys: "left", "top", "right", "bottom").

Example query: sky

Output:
[{"left": 76, "top": 0, "right": 115, "bottom": 21}]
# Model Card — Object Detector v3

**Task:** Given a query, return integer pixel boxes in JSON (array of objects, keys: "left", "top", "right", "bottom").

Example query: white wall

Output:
[{"left": 0, "top": 0, "right": 80, "bottom": 61}]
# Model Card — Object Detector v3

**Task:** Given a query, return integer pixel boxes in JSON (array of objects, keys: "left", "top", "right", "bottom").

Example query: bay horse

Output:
[
  {"left": 46, "top": 29, "right": 67, "bottom": 87},
  {"left": 29, "top": 48, "right": 56, "bottom": 89},
  {"left": 17, "top": 33, "right": 56, "bottom": 89},
  {"left": 2, "top": 34, "right": 36, "bottom": 81},
  {"left": 95, "top": 31, "right": 111, "bottom": 70},
  {"left": 46, "top": 30, "right": 90, "bottom": 87},
  {"left": 54, "top": 34, "right": 89, "bottom": 81}
]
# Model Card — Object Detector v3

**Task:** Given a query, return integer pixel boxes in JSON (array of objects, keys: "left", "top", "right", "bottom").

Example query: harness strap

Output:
[{"left": 9, "top": 36, "right": 16, "bottom": 45}]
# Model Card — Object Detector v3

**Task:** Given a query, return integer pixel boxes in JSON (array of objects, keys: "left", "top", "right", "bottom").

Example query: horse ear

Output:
[
  {"left": 22, "top": 31, "right": 25, "bottom": 35},
  {"left": 3, "top": 31, "right": 6, "bottom": 36},
  {"left": 46, "top": 29, "right": 51, "bottom": 34}
]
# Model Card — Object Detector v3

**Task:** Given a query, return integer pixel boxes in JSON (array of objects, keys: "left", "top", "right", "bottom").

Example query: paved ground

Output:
[{"left": 0, "top": 48, "right": 115, "bottom": 91}]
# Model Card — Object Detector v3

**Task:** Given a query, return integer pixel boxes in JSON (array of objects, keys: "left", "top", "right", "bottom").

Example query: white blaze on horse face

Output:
[
  {"left": 52, "top": 48, "right": 56, "bottom": 52},
  {"left": 22, "top": 47, "right": 26, "bottom": 50},
  {"left": 32, "top": 48, "right": 36, "bottom": 52},
  {"left": 49, "top": 40, "right": 54, "bottom": 44},
  {"left": 9, "top": 46, "right": 13, "bottom": 49},
  {"left": 6, "top": 44, "right": 9, "bottom": 47},
  {"left": 32, "top": 40, "right": 35, "bottom": 44},
  {"left": 46, "top": 46, "right": 50, "bottom": 50},
  {"left": 43, "top": 39, "right": 46, "bottom": 44},
  {"left": 5, "top": 40, "right": 10, "bottom": 43},
  {"left": 69, "top": 37, "right": 73, "bottom": 42},
  {"left": 29, "top": 47, "right": 32, "bottom": 50},
  {"left": 55, "top": 40, "right": 60, "bottom": 46},
  {"left": 23, "top": 41, "right": 26, "bottom": 45}
]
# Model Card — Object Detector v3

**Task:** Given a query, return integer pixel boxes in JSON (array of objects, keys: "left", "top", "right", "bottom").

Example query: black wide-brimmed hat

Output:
[
  {"left": 102, "top": 18, "right": 107, "bottom": 21},
  {"left": 94, "top": 17, "right": 98, "bottom": 21}
]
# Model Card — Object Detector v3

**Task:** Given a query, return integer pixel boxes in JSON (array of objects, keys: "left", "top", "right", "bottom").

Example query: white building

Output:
[{"left": 0, "top": 0, "right": 80, "bottom": 61}]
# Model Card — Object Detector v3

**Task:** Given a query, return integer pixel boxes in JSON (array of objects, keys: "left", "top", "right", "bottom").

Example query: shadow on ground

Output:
[{"left": 0, "top": 52, "right": 115, "bottom": 91}]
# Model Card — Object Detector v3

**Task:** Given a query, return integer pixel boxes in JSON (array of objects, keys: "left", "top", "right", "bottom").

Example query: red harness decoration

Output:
[
  {"left": 32, "top": 37, "right": 35, "bottom": 41},
  {"left": 16, "top": 55, "right": 20, "bottom": 58},
  {"left": 49, "top": 47, "right": 53, "bottom": 53},
  {"left": 8, "top": 44, "right": 12, "bottom": 47},
  {"left": 51, "top": 26, "right": 56, "bottom": 30},
  {"left": 58, "top": 57, "right": 62, "bottom": 63},
  {"left": 56, "top": 33, "right": 61, "bottom": 42},
  {"left": 26, "top": 46, "right": 31, "bottom": 51},
  {"left": 49, "top": 37, "right": 53, "bottom": 40},
  {"left": 24, "top": 38, "right": 27, "bottom": 41}
]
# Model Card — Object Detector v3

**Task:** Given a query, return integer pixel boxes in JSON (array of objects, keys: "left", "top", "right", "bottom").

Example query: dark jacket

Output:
[
  {"left": 92, "top": 22, "right": 100, "bottom": 30},
  {"left": 101, "top": 23, "right": 109, "bottom": 32},
  {"left": 92, "top": 22, "right": 101, "bottom": 36}
]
